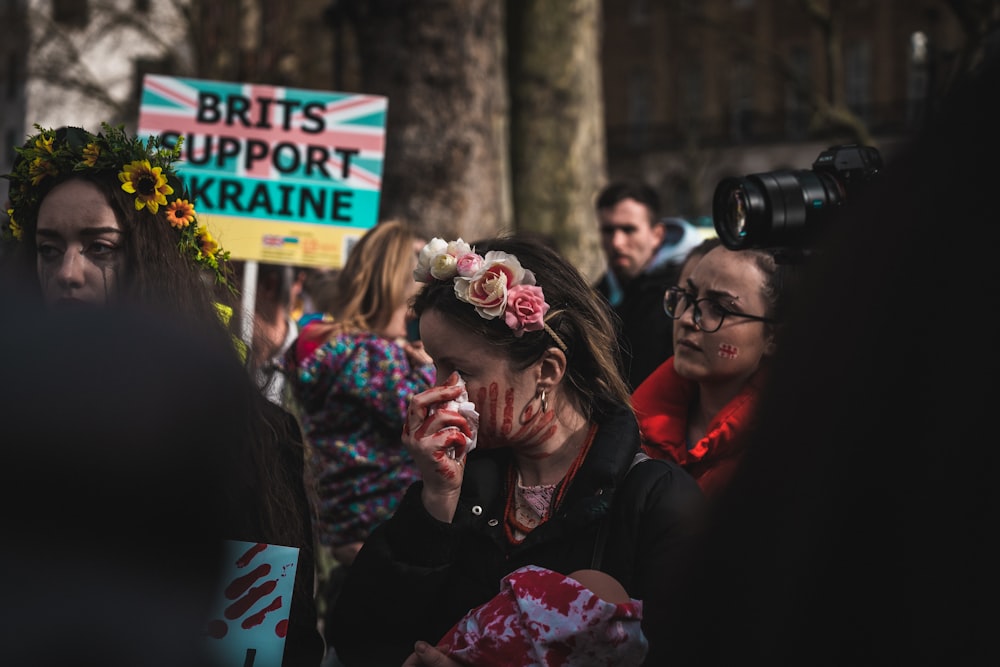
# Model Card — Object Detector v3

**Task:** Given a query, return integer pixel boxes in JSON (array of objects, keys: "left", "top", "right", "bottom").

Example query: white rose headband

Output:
[{"left": 414, "top": 238, "right": 568, "bottom": 352}]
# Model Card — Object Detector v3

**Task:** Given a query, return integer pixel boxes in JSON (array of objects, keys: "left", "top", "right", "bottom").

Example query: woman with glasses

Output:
[{"left": 631, "top": 244, "right": 791, "bottom": 497}]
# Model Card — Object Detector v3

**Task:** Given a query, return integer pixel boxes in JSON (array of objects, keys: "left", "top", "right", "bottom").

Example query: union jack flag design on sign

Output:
[{"left": 138, "top": 75, "right": 386, "bottom": 267}]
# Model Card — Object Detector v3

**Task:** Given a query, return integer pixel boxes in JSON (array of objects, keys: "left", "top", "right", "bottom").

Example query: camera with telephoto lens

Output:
[{"left": 712, "top": 144, "right": 883, "bottom": 253}]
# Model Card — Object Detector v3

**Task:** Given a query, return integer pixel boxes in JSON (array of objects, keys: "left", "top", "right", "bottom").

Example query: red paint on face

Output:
[
  {"left": 489, "top": 383, "right": 499, "bottom": 429},
  {"left": 475, "top": 382, "right": 558, "bottom": 452},
  {"left": 717, "top": 343, "right": 739, "bottom": 359},
  {"left": 519, "top": 419, "right": 559, "bottom": 459},
  {"left": 502, "top": 387, "right": 515, "bottom": 433},
  {"left": 476, "top": 385, "right": 493, "bottom": 436}
]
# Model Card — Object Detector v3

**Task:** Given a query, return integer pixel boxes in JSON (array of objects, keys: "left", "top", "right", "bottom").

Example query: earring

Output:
[{"left": 539, "top": 389, "right": 548, "bottom": 413}]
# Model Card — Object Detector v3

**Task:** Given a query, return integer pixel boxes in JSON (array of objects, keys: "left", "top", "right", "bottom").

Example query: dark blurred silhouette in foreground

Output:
[
  {"left": 661, "top": 52, "right": 996, "bottom": 666},
  {"left": 0, "top": 299, "right": 252, "bottom": 667}
]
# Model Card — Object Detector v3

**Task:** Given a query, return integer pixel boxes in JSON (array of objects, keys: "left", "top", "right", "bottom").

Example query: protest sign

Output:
[
  {"left": 206, "top": 540, "right": 300, "bottom": 667},
  {"left": 138, "top": 74, "right": 386, "bottom": 268}
]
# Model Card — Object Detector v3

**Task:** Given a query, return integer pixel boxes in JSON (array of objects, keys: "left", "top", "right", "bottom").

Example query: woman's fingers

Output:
[
  {"left": 403, "top": 382, "right": 467, "bottom": 437},
  {"left": 401, "top": 641, "right": 457, "bottom": 667},
  {"left": 414, "top": 409, "right": 472, "bottom": 440},
  {"left": 402, "top": 375, "right": 474, "bottom": 488}
]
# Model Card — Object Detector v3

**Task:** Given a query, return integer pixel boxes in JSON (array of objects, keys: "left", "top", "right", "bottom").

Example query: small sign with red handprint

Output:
[{"left": 205, "top": 540, "right": 299, "bottom": 667}]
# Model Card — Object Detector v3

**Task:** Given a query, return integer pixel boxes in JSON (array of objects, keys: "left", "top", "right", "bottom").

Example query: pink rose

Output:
[
  {"left": 504, "top": 285, "right": 548, "bottom": 336},
  {"left": 455, "top": 262, "right": 514, "bottom": 318},
  {"left": 455, "top": 252, "right": 484, "bottom": 278}
]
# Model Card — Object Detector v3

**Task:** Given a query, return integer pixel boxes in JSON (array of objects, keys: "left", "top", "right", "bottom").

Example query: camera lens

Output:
[
  {"left": 712, "top": 170, "right": 845, "bottom": 250},
  {"left": 720, "top": 187, "right": 750, "bottom": 239},
  {"left": 710, "top": 145, "right": 881, "bottom": 252},
  {"left": 713, "top": 179, "right": 762, "bottom": 249}
]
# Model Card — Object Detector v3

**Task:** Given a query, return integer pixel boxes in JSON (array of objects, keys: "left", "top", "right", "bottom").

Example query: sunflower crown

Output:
[{"left": 2, "top": 123, "right": 231, "bottom": 289}]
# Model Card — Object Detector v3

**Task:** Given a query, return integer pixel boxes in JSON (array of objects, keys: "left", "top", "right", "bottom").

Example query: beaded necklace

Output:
[{"left": 504, "top": 423, "right": 598, "bottom": 544}]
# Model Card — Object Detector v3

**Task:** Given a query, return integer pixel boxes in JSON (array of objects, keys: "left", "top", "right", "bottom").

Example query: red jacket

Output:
[{"left": 631, "top": 357, "right": 763, "bottom": 497}]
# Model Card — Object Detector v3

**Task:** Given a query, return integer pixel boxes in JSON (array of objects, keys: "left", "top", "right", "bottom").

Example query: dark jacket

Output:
[
  {"left": 328, "top": 406, "right": 705, "bottom": 666},
  {"left": 596, "top": 260, "right": 681, "bottom": 391}
]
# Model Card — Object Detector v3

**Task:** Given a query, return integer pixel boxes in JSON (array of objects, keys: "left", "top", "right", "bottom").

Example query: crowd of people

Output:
[{"left": 2, "top": 46, "right": 993, "bottom": 666}]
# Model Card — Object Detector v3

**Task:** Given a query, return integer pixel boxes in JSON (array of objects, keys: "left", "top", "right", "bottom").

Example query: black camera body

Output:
[{"left": 712, "top": 144, "right": 882, "bottom": 251}]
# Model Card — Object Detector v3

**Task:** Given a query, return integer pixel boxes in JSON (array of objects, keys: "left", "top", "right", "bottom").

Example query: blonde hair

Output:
[{"left": 327, "top": 219, "right": 417, "bottom": 335}]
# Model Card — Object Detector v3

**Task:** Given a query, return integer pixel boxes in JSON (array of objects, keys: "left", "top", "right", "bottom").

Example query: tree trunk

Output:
[
  {"left": 345, "top": 0, "right": 511, "bottom": 243},
  {"left": 507, "top": 0, "right": 606, "bottom": 282}
]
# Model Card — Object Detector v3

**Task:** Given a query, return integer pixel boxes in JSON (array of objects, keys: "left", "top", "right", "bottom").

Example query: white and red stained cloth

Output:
[
  {"left": 433, "top": 374, "right": 479, "bottom": 457},
  {"left": 437, "top": 565, "right": 648, "bottom": 666}
]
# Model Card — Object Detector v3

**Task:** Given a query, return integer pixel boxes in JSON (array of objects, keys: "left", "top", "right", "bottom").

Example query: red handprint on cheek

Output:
[{"left": 475, "top": 383, "right": 557, "bottom": 453}]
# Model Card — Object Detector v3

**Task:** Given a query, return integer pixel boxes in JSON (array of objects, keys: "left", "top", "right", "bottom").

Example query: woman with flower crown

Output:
[
  {"left": 326, "top": 236, "right": 706, "bottom": 667},
  {"left": 1, "top": 124, "right": 325, "bottom": 667}
]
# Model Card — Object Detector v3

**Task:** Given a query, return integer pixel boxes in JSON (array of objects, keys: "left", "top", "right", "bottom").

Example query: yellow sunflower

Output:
[
  {"left": 81, "top": 142, "right": 101, "bottom": 167},
  {"left": 196, "top": 225, "right": 219, "bottom": 258},
  {"left": 165, "top": 198, "right": 196, "bottom": 229},
  {"left": 118, "top": 159, "right": 173, "bottom": 213},
  {"left": 29, "top": 157, "right": 58, "bottom": 185},
  {"left": 34, "top": 134, "right": 55, "bottom": 154},
  {"left": 6, "top": 209, "right": 21, "bottom": 241}
]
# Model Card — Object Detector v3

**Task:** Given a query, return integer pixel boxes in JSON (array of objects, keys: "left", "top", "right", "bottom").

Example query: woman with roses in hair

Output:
[{"left": 327, "top": 236, "right": 706, "bottom": 667}]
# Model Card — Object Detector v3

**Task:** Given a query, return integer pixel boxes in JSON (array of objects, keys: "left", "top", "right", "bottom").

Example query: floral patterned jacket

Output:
[{"left": 283, "top": 318, "right": 436, "bottom": 547}]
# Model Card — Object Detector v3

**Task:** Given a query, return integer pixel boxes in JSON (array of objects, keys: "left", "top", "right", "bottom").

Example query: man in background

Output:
[{"left": 594, "top": 181, "right": 686, "bottom": 391}]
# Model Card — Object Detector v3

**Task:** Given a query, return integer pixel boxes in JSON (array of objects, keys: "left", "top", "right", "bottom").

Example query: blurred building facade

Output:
[
  {"left": 1, "top": 0, "right": 189, "bottom": 174},
  {"left": 0, "top": 0, "right": 336, "bottom": 176},
  {"left": 1, "top": 0, "right": 975, "bottom": 220},
  {"left": 1, "top": 0, "right": 29, "bottom": 177},
  {"left": 602, "top": 0, "right": 968, "bottom": 220}
]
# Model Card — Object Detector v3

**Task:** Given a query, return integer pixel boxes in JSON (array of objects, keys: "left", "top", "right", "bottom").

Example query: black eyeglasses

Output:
[{"left": 663, "top": 286, "right": 775, "bottom": 333}]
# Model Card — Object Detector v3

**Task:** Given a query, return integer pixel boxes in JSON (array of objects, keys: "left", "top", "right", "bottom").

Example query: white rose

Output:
[
  {"left": 446, "top": 238, "right": 473, "bottom": 257},
  {"left": 414, "top": 237, "right": 449, "bottom": 281},
  {"left": 430, "top": 252, "right": 459, "bottom": 280}
]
